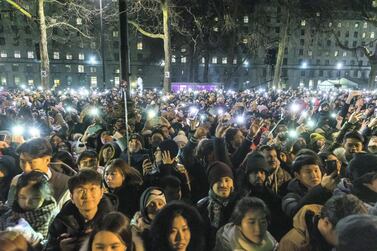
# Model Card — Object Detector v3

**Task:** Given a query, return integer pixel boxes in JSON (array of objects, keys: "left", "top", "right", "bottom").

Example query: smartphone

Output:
[
  {"left": 325, "top": 160, "right": 337, "bottom": 174},
  {"left": 87, "top": 124, "right": 103, "bottom": 135}
]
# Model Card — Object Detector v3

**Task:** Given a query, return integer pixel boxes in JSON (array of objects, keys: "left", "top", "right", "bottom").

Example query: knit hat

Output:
[
  {"left": 310, "top": 133, "right": 325, "bottom": 143},
  {"left": 159, "top": 139, "right": 179, "bottom": 158},
  {"left": 245, "top": 152, "right": 271, "bottom": 175},
  {"left": 129, "top": 133, "right": 144, "bottom": 147},
  {"left": 173, "top": 131, "right": 188, "bottom": 145},
  {"left": 139, "top": 187, "right": 166, "bottom": 224},
  {"left": 207, "top": 161, "right": 234, "bottom": 188},
  {"left": 291, "top": 154, "right": 320, "bottom": 173},
  {"left": 348, "top": 153, "right": 377, "bottom": 181},
  {"left": 336, "top": 215, "right": 377, "bottom": 251}
]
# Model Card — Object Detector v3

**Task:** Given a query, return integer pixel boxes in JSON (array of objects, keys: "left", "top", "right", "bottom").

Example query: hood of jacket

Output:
[{"left": 291, "top": 204, "right": 322, "bottom": 243}]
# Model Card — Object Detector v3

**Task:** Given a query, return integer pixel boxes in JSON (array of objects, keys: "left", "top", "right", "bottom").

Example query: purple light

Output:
[{"left": 171, "top": 82, "right": 219, "bottom": 93}]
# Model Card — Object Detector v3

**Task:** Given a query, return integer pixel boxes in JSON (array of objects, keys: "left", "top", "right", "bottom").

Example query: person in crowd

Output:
[
  {"left": 98, "top": 142, "right": 122, "bottom": 168},
  {"left": 0, "top": 171, "right": 58, "bottom": 247},
  {"left": 282, "top": 154, "right": 337, "bottom": 218},
  {"left": 77, "top": 150, "right": 99, "bottom": 171},
  {"left": 335, "top": 214, "right": 377, "bottom": 251},
  {"left": 160, "top": 175, "right": 182, "bottom": 203},
  {"left": 124, "top": 133, "right": 150, "bottom": 174},
  {"left": 173, "top": 131, "right": 188, "bottom": 149},
  {"left": 51, "top": 150, "right": 78, "bottom": 175},
  {"left": 45, "top": 169, "right": 116, "bottom": 251},
  {"left": 85, "top": 212, "right": 143, "bottom": 251},
  {"left": 8, "top": 138, "right": 70, "bottom": 209},
  {"left": 279, "top": 194, "right": 368, "bottom": 251},
  {"left": 214, "top": 197, "right": 278, "bottom": 251},
  {"left": 149, "top": 201, "right": 205, "bottom": 251},
  {"left": 0, "top": 155, "right": 20, "bottom": 203},
  {"left": 197, "top": 161, "right": 237, "bottom": 249},
  {"left": 103, "top": 158, "right": 143, "bottom": 218},
  {"left": 260, "top": 145, "right": 292, "bottom": 194}
]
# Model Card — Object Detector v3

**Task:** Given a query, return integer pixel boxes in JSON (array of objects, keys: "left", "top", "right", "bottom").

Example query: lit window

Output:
[
  {"left": 53, "top": 52, "right": 60, "bottom": 59},
  {"left": 244, "top": 16, "right": 249, "bottom": 24},
  {"left": 137, "top": 42, "right": 143, "bottom": 50},
  {"left": 0, "top": 50, "right": 7, "bottom": 58},
  {"left": 181, "top": 48, "right": 186, "bottom": 53},
  {"left": 343, "top": 51, "right": 347, "bottom": 57},
  {"left": 308, "top": 50, "right": 313, "bottom": 56},
  {"left": 364, "top": 22, "right": 368, "bottom": 28},
  {"left": 28, "top": 79, "right": 34, "bottom": 85},
  {"left": 76, "top": 18, "right": 82, "bottom": 25},
  {"left": 212, "top": 57, "right": 217, "bottom": 64},
  {"left": 355, "top": 23, "right": 359, "bottom": 28},
  {"left": 112, "top": 31, "right": 119, "bottom": 37},
  {"left": 334, "top": 50, "right": 339, "bottom": 57},
  {"left": 181, "top": 57, "right": 186, "bottom": 63},
  {"left": 329, "top": 22, "right": 332, "bottom": 27},
  {"left": 66, "top": 54, "right": 73, "bottom": 60},
  {"left": 78, "top": 53, "right": 85, "bottom": 60},
  {"left": 78, "top": 65, "right": 84, "bottom": 73},
  {"left": 65, "top": 65, "right": 71, "bottom": 72},
  {"left": 362, "top": 32, "right": 366, "bottom": 38},
  {"left": 233, "top": 58, "right": 237, "bottom": 64},
  {"left": 371, "top": 32, "right": 375, "bottom": 38},
  {"left": 172, "top": 55, "right": 176, "bottom": 63},
  {"left": 222, "top": 57, "right": 227, "bottom": 64},
  {"left": 301, "top": 20, "right": 306, "bottom": 26},
  {"left": 90, "top": 67, "right": 96, "bottom": 73},
  {"left": 90, "top": 42, "right": 96, "bottom": 49},
  {"left": 14, "top": 77, "right": 21, "bottom": 85},
  {"left": 337, "top": 22, "right": 342, "bottom": 28},
  {"left": 54, "top": 79, "right": 60, "bottom": 85},
  {"left": 115, "top": 69, "right": 120, "bottom": 74},
  {"left": 213, "top": 27, "right": 219, "bottom": 32},
  {"left": 214, "top": 17, "right": 219, "bottom": 22},
  {"left": 114, "top": 77, "right": 120, "bottom": 86},
  {"left": 242, "top": 38, "right": 248, "bottom": 44},
  {"left": 27, "top": 51, "right": 34, "bottom": 59},
  {"left": 90, "top": 76, "right": 97, "bottom": 86},
  {"left": 201, "top": 57, "right": 205, "bottom": 64},
  {"left": 14, "top": 51, "right": 21, "bottom": 58},
  {"left": 1, "top": 77, "right": 7, "bottom": 84}
]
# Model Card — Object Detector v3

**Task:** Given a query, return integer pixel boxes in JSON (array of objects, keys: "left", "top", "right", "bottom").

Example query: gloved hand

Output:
[{"left": 6, "top": 218, "right": 43, "bottom": 246}]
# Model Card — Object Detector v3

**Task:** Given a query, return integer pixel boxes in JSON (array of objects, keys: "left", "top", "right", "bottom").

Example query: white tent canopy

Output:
[{"left": 318, "top": 78, "right": 359, "bottom": 91}]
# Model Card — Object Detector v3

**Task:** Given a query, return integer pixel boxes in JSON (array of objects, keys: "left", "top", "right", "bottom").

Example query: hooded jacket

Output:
[
  {"left": 278, "top": 204, "right": 322, "bottom": 251},
  {"left": 214, "top": 222, "right": 278, "bottom": 251},
  {"left": 0, "top": 155, "right": 19, "bottom": 202}
]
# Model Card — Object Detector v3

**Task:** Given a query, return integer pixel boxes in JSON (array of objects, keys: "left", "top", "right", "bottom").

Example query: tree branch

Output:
[
  {"left": 47, "top": 22, "right": 93, "bottom": 39},
  {"left": 128, "top": 20, "right": 164, "bottom": 39}
]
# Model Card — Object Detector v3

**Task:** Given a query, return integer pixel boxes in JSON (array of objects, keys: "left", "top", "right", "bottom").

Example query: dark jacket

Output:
[
  {"left": 0, "top": 155, "right": 19, "bottom": 203},
  {"left": 45, "top": 194, "right": 116, "bottom": 251},
  {"left": 282, "top": 179, "right": 332, "bottom": 218},
  {"left": 108, "top": 183, "right": 141, "bottom": 219}
]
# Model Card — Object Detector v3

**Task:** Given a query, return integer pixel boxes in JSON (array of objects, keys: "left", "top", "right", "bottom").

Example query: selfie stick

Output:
[
  {"left": 123, "top": 88, "right": 131, "bottom": 165},
  {"left": 269, "top": 115, "right": 284, "bottom": 137}
]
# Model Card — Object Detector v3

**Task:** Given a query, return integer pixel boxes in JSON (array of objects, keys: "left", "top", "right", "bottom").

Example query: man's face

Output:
[
  {"left": 71, "top": 183, "right": 103, "bottom": 216},
  {"left": 295, "top": 164, "right": 322, "bottom": 189},
  {"left": 79, "top": 157, "right": 98, "bottom": 170},
  {"left": 262, "top": 149, "right": 280, "bottom": 169},
  {"left": 344, "top": 138, "right": 363, "bottom": 158},
  {"left": 232, "top": 130, "right": 244, "bottom": 149},
  {"left": 212, "top": 177, "right": 234, "bottom": 198},
  {"left": 20, "top": 153, "right": 50, "bottom": 174},
  {"left": 248, "top": 170, "right": 266, "bottom": 186}
]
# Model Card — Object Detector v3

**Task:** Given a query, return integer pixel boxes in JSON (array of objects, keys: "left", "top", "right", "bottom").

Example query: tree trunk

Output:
[
  {"left": 162, "top": 0, "right": 171, "bottom": 91},
  {"left": 38, "top": 0, "right": 49, "bottom": 89},
  {"left": 203, "top": 49, "right": 209, "bottom": 82},
  {"left": 272, "top": 9, "right": 289, "bottom": 89},
  {"left": 368, "top": 63, "right": 377, "bottom": 89}
]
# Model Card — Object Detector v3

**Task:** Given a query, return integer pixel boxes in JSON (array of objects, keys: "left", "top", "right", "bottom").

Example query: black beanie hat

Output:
[
  {"left": 245, "top": 152, "right": 271, "bottom": 175},
  {"left": 292, "top": 154, "right": 320, "bottom": 173},
  {"left": 129, "top": 133, "right": 144, "bottom": 147},
  {"left": 159, "top": 139, "right": 179, "bottom": 158},
  {"left": 348, "top": 153, "right": 377, "bottom": 181},
  {"left": 207, "top": 161, "right": 234, "bottom": 188}
]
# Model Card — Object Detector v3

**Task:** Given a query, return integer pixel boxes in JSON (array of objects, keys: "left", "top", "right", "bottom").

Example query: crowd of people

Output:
[{"left": 0, "top": 85, "right": 377, "bottom": 251}]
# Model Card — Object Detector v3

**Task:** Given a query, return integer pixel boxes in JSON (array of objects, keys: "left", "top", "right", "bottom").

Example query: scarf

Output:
[
  {"left": 13, "top": 199, "right": 58, "bottom": 238},
  {"left": 235, "top": 226, "right": 277, "bottom": 251},
  {"left": 207, "top": 189, "right": 230, "bottom": 229}
]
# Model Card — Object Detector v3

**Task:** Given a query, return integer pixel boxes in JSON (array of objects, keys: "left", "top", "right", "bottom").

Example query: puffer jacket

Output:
[{"left": 214, "top": 222, "right": 278, "bottom": 251}]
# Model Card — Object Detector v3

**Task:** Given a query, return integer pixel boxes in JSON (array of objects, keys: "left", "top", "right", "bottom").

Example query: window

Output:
[
  {"left": 299, "top": 49, "right": 303, "bottom": 56},
  {"left": 112, "top": 31, "right": 118, "bottom": 37},
  {"left": 172, "top": 55, "right": 176, "bottom": 63},
  {"left": 243, "top": 16, "right": 249, "bottom": 23},
  {"left": 329, "top": 22, "right": 333, "bottom": 27},
  {"left": 78, "top": 53, "right": 85, "bottom": 60},
  {"left": 78, "top": 65, "right": 84, "bottom": 73},
  {"left": 213, "top": 27, "right": 219, "bottom": 32},
  {"left": 14, "top": 76, "right": 21, "bottom": 85},
  {"left": 66, "top": 54, "right": 73, "bottom": 60},
  {"left": 345, "top": 31, "right": 349, "bottom": 37},
  {"left": 1, "top": 77, "right": 7, "bottom": 85},
  {"left": 0, "top": 50, "right": 7, "bottom": 58},
  {"left": 316, "top": 59, "right": 320, "bottom": 65},
  {"left": 181, "top": 57, "right": 186, "bottom": 63},
  {"left": 214, "top": 17, "right": 219, "bottom": 22},
  {"left": 76, "top": 18, "right": 82, "bottom": 25},
  {"left": 53, "top": 52, "right": 59, "bottom": 59},
  {"left": 14, "top": 51, "right": 21, "bottom": 58},
  {"left": 301, "top": 20, "right": 306, "bottom": 26},
  {"left": 337, "top": 22, "right": 342, "bottom": 28},
  {"left": 222, "top": 57, "right": 227, "bottom": 64},
  {"left": 90, "top": 76, "right": 97, "bottom": 86},
  {"left": 300, "top": 39, "right": 304, "bottom": 46},
  {"left": 355, "top": 23, "right": 359, "bottom": 28},
  {"left": 325, "top": 60, "right": 330, "bottom": 65},
  {"left": 90, "top": 42, "right": 96, "bottom": 49},
  {"left": 54, "top": 79, "right": 60, "bottom": 86},
  {"left": 371, "top": 32, "right": 375, "bottom": 39},
  {"left": 362, "top": 32, "right": 366, "bottom": 38},
  {"left": 0, "top": 37, "right": 5, "bottom": 45},
  {"left": 27, "top": 51, "right": 34, "bottom": 59},
  {"left": 327, "top": 40, "right": 331, "bottom": 46},
  {"left": 201, "top": 57, "right": 205, "bottom": 64},
  {"left": 242, "top": 38, "right": 248, "bottom": 44},
  {"left": 354, "top": 32, "right": 358, "bottom": 38},
  {"left": 137, "top": 42, "right": 143, "bottom": 50},
  {"left": 350, "top": 60, "right": 355, "bottom": 65},
  {"left": 364, "top": 22, "right": 368, "bottom": 28},
  {"left": 308, "top": 50, "right": 312, "bottom": 56},
  {"left": 90, "top": 67, "right": 96, "bottom": 73},
  {"left": 334, "top": 51, "right": 339, "bottom": 57},
  {"left": 28, "top": 79, "right": 34, "bottom": 85},
  {"left": 65, "top": 65, "right": 71, "bottom": 72},
  {"left": 301, "top": 29, "right": 305, "bottom": 36},
  {"left": 233, "top": 58, "right": 237, "bottom": 64},
  {"left": 212, "top": 57, "right": 218, "bottom": 64},
  {"left": 181, "top": 48, "right": 186, "bottom": 53},
  {"left": 353, "top": 41, "right": 357, "bottom": 47},
  {"left": 343, "top": 51, "right": 347, "bottom": 57}
]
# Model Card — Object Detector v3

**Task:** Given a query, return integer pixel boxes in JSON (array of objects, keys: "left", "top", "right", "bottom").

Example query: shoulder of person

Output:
[
  {"left": 196, "top": 196, "right": 209, "bottom": 208},
  {"left": 10, "top": 174, "right": 21, "bottom": 186}
]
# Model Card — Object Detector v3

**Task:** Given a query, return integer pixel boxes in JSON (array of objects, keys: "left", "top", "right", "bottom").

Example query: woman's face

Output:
[
  {"left": 103, "top": 146, "right": 114, "bottom": 162},
  {"left": 168, "top": 215, "right": 191, "bottom": 251},
  {"left": 105, "top": 167, "right": 124, "bottom": 189},
  {"left": 92, "top": 230, "right": 127, "bottom": 251},
  {"left": 212, "top": 177, "right": 234, "bottom": 198},
  {"left": 146, "top": 199, "right": 166, "bottom": 221},
  {"left": 17, "top": 185, "right": 45, "bottom": 211},
  {"left": 240, "top": 209, "right": 268, "bottom": 245}
]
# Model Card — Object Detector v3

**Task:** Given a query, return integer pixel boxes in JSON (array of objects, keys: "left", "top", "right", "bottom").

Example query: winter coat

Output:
[
  {"left": 214, "top": 222, "right": 278, "bottom": 251},
  {"left": 282, "top": 179, "right": 332, "bottom": 218},
  {"left": 266, "top": 167, "right": 292, "bottom": 195},
  {"left": 0, "top": 155, "right": 19, "bottom": 203},
  {"left": 351, "top": 183, "right": 377, "bottom": 210},
  {"left": 45, "top": 194, "right": 116, "bottom": 251},
  {"left": 278, "top": 204, "right": 332, "bottom": 251},
  {"left": 108, "top": 183, "right": 141, "bottom": 219}
]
